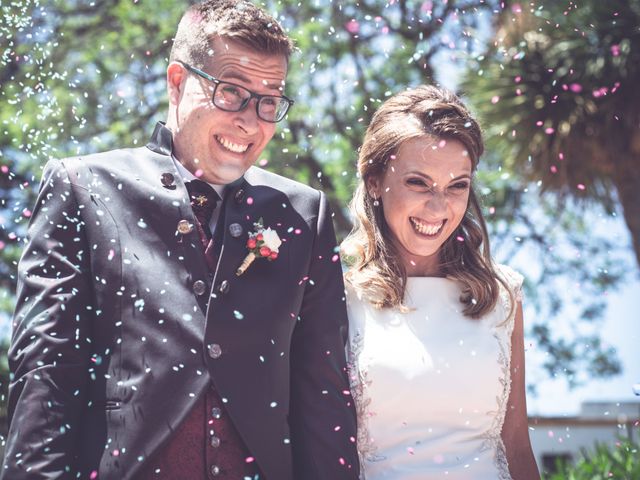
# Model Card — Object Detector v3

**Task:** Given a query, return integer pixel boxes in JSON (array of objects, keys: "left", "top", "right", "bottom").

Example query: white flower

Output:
[{"left": 261, "top": 227, "right": 282, "bottom": 252}]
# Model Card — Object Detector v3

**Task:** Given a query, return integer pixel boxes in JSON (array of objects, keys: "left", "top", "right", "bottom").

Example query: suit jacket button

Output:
[
  {"left": 210, "top": 465, "right": 221, "bottom": 476},
  {"left": 211, "top": 407, "right": 222, "bottom": 419},
  {"left": 177, "top": 219, "right": 193, "bottom": 234},
  {"left": 193, "top": 280, "right": 207, "bottom": 296},
  {"left": 208, "top": 343, "right": 222, "bottom": 359},
  {"left": 229, "top": 223, "right": 243, "bottom": 238},
  {"left": 218, "top": 280, "right": 229, "bottom": 294},
  {"left": 160, "top": 172, "right": 175, "bottom": 187},
  {"left": 210, "top": 435, "right": 221, "bottom": 448},
  {"left": 234, "top": 188, "right": 245, "bottom": 204}
]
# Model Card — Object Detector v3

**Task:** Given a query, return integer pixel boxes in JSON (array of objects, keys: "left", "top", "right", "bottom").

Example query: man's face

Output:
[{"left": 167, "top": 37, "right": 288, "bottom": 184}]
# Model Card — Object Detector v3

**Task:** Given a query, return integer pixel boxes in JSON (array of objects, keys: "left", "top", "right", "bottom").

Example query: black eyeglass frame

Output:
[{"left": 178, "top": 61, "right": 294, "bottom": 123}]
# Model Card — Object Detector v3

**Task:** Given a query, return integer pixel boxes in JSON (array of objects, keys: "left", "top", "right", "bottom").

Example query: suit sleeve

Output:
[
  {"left": 2, "top": 159, "right": 93, "bottom": 479},
  {"left": 289, "top": 191, "right": 360, "bottom": 480}
]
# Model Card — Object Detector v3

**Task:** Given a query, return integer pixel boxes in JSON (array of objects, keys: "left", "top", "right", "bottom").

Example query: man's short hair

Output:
[{"left": 170, "top": 0, "right": 294, "bottom": 68}]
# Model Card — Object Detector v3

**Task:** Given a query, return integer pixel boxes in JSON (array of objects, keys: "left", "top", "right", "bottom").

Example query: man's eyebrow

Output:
[{"left": 221, "top": 70, "right": 284, "bottom": 91}]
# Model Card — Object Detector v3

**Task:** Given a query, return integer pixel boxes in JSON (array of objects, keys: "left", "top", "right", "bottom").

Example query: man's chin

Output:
[{"left": 205, "top": 164, "right": 251, "bottom": 185}]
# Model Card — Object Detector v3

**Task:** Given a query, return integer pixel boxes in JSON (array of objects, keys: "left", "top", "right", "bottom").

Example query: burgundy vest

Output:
[
  {"left": 136, "top": 196, "right": 262, "bottom": 479},
  {"left": 135, "top": 385, "right": 262, "bottom": 479}
]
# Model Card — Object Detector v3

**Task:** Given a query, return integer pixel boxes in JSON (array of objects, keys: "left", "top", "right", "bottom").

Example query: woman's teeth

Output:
[{"left": 410, "top": 217, "right": 444, "bottom": 236}]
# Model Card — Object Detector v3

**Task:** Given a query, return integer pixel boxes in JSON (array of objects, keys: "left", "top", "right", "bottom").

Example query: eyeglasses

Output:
[{"left": 179, "top": 61, "right": 294, "bottom": 123}]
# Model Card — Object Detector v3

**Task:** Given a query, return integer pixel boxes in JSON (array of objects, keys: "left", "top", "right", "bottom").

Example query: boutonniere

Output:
[{"left": 236, "top": 218, "right": 282, "bottom": 276}]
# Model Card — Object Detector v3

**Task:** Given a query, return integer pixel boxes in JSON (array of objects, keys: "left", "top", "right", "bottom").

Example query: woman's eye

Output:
[
  {"left": 406, "top": 178, "right": 428, "bottom": 187},
  {"left": 451, "top": 182, "right": 470, "bottom": 190}
]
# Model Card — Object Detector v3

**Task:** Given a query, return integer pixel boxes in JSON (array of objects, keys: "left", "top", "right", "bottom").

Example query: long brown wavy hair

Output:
[{"left": 342, "top": 85, "right": 510, "bottom": 318}]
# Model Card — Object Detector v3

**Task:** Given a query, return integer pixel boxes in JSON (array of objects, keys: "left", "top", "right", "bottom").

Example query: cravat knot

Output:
[{"left": 186, "top": 179, "right": 220, "bottom": 243}]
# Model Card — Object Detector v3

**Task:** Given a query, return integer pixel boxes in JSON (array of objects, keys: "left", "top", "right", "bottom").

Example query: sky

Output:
[{"left": 527, "top": 275, "right": 640, "bottom": 416}]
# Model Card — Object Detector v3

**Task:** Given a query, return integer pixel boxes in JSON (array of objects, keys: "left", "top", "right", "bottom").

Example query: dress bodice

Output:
[{"left": 346, "top": 267, "right": 522, "bottom": 479}]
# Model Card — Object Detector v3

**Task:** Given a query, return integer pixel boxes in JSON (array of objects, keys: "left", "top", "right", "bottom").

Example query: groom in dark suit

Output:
[{"left": 1, "top": 1, "right": 359, "bottom": 479}]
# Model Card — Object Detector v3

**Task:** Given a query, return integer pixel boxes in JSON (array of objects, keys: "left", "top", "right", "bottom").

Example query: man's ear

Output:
[{"left": 167, "top": 62, "right": 186, "bottom": 106}]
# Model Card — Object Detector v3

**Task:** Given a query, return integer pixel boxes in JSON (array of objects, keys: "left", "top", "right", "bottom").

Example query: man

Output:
[{"left": 1, "top": 1, "right": 359, "bottom": 479}]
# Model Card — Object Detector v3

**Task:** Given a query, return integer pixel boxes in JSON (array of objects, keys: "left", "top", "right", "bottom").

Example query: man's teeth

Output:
[
  {"left": 216, "top": 135, "right": 249, "bottom": 153},
  {"left": 410, "top": 217, "right": 444, "bottom": 235}
]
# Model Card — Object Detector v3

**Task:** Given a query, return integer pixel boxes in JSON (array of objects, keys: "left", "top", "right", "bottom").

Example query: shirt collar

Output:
[{"left": 172, "top": 154, "right": 226, "bottom": 199}]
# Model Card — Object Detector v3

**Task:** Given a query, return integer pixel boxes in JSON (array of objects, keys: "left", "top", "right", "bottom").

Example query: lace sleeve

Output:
[
  {"left": 487, "top": 264, "right": 524, "bottom": 480},
  {"left": 497, "top": 263, "right": 524, "bottom": 305}
]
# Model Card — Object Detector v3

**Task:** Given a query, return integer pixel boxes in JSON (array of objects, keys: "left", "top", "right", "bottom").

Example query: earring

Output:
[{"left": 372, "top": 198, "right": 380, "bottom": 207}]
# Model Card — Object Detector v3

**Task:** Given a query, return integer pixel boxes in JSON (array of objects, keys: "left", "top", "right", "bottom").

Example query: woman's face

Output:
[{"left": 368, "top": 136, "right": 473, "bottom": 276}]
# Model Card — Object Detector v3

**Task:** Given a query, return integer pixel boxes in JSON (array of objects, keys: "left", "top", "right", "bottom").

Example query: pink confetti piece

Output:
[
  {"left": 491, "top": 95, "right": 500, "bottom": 104},
  {"left": 345, "top": 20, "right": 359, "bottom": 34},
  {"left": 246, "top": 196, "right": 254, "bottom": 205}
]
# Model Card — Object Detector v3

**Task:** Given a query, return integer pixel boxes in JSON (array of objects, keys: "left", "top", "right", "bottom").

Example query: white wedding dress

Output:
[{"left": 346, "top": 266, "right": 522, "bottom": 480}]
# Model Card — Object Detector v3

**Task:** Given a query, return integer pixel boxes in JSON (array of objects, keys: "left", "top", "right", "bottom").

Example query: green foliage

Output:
[{"left": 544, "top": 436, "right": 640, "bottom": 480}]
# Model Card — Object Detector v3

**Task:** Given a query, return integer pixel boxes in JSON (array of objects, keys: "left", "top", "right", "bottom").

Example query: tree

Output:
[{"left": 462, "top": 0, "right": 640, "bottom": 267}]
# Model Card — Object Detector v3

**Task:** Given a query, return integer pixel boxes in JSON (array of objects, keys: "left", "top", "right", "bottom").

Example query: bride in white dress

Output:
[{"left": 342, "top": 86, "right": 540, "bottom": 479}]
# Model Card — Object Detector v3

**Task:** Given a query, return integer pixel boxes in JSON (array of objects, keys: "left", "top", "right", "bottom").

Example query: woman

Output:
[{"left": 342, "top": 85, "right": 540, "bottom": 479}]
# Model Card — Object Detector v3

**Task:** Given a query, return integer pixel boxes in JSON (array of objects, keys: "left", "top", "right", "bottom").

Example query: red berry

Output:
[
  {"left": 247, "top": 238, "right": 257, "bottom": 249},
  {"left": 260, "top": 246, "right": 271, "bottom": 257},
  {"left": 269, "top": 252, "right": 278, "bottom": 260},
  {"left": 256, "top": 233, "right": 264, "bottom": 241}
]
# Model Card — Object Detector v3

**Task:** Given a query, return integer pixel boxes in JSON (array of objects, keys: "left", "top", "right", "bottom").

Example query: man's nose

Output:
[{"left": 234, "top": 98, "right": 260, "bottom": 134}]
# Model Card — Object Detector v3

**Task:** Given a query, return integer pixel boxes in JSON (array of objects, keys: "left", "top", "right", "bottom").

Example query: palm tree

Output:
[{"left": 463, "top": 0, "right": 640, "bottom": 267}]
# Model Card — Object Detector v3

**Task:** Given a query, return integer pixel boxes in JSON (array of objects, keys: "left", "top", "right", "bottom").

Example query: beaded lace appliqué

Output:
[
  {"left": 481, "top": 265, "right": 523, "bottom": 480},
  {"left": 347, "top": 330, "right": 382, "bottom": 479}
]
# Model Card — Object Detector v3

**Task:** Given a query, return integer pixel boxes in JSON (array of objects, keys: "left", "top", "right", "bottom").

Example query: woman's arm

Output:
[{"left": 502, "top": 302, "right": 541, "bottom": 480}]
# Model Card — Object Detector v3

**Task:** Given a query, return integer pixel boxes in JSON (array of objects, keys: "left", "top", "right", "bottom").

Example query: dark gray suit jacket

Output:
[{"left": 2, "top": 123, "right": 359, "bottom": 480}]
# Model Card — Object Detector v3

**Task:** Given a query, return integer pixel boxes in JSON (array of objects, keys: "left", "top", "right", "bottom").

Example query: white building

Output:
[{"left": 528, "top": 401, "right": 640, "bottom": 474}]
